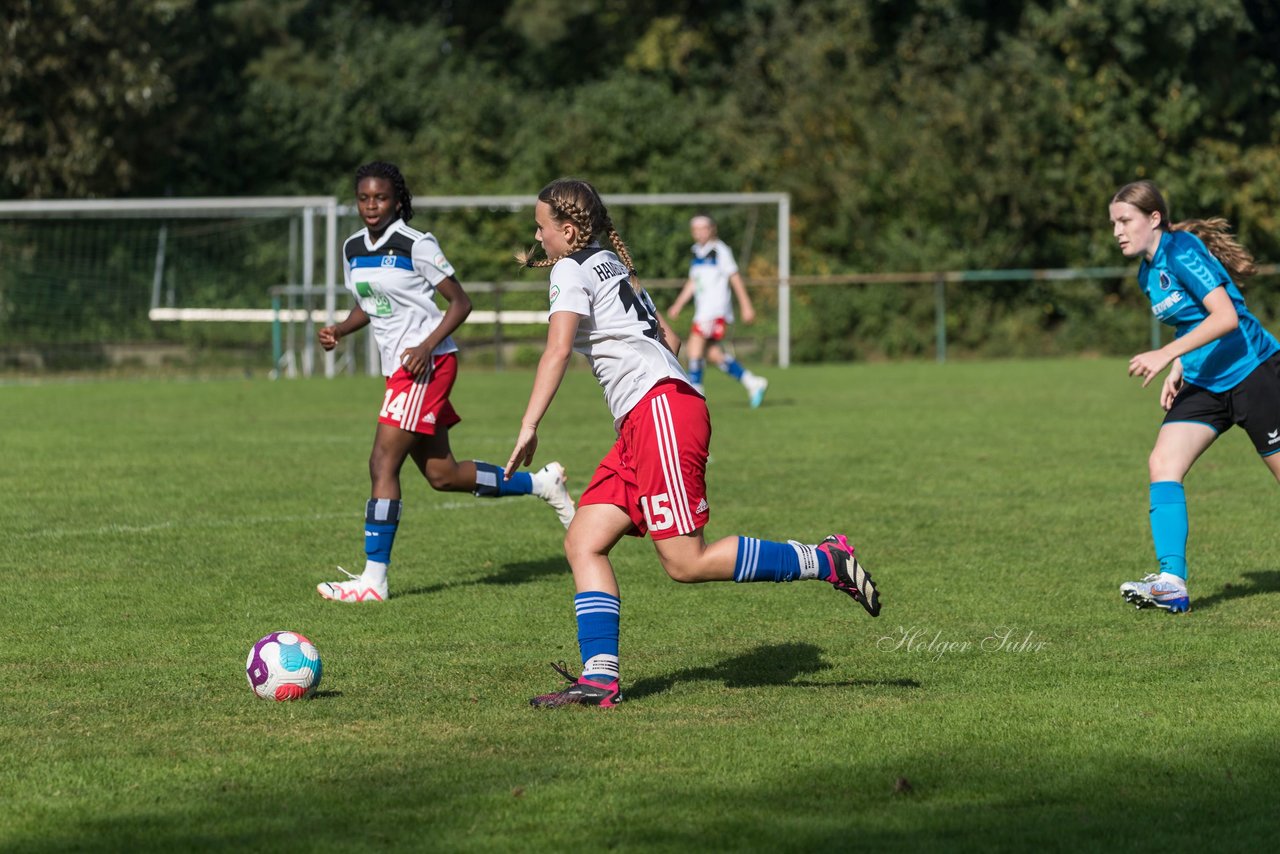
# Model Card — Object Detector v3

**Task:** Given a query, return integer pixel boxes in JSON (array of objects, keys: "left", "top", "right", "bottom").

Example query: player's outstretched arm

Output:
[{"left": 506, "top": 311, "right": 580, "bottom": 478}]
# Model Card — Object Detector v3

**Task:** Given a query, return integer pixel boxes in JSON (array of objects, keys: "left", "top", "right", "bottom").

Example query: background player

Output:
[
  {"left": 315, "top": 161, "right": 575, "bottom": 603},
  {"left": 1110, "top": 179, "right": 1280, "bottom": 613},
  {"left": 666, "top": 215, "right": 769, "bottom": 407},
  {"left": 505, "top": 178, "right": 880, "bottom": 708}
]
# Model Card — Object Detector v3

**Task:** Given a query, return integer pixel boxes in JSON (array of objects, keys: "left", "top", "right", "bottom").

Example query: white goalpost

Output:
[{"left": 0, "top": 192, "right": 791, "bottom": 377}]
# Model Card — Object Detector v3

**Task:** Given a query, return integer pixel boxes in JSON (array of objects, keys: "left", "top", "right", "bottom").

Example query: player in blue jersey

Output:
[
  {"left": 504, "top": 178, "right": 880, "bottom": 708},
  {"left": 314, "top": 162, "right": 575, "bottom": 603},
  {"left": 1109, "top": 180, "right": 1280, "bottom": 613},
  {"left": 666, "top": 215, "right": 769, "bottom": 407}
]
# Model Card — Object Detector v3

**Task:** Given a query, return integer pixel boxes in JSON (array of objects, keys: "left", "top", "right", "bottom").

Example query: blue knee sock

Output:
[
  {"left": 688, "top": 359, "right": 705, "bottom": 386},
  {"left": 1149, "top": 481, "right": 1188, "bottom": 579},
  {"left": 473, "top": 461, "right": 532, "bottom": 497},
  {"left": 733, "top": 537, "right": 832, "bottom": 582},
  {"left": 720, "top": 356, "right": 746, "bottom": 381},
  {"left": 576, "top": 592, "right": 620, "bottom": 683},
  {"left": 365, "top": 498, "right": 401, "bottom": 565}
]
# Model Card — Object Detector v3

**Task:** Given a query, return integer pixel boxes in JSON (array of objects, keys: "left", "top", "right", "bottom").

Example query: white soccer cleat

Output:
[
  {"left": 1120, "top": 572, "right": 1189, "bottom": 613},
  {"left": 532, "top": 461, "right": 576, "bottom": 529},
  {"left": 317, "top": 566, "right": 388, "bottom": 603}
]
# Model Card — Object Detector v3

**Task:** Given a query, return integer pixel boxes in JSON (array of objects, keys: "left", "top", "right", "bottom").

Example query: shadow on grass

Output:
[
  {"left": 396, "top": 556, "right": 567, "bottom": 598},
  {"left": 309, "top": 690, "right": 343, "bottom": 700},
  {"left": 1192, "top": 569, "right": 1280, "bottom": 611},
  {"left": 627, "top": 642, "right": 920, "bottom": 700}
]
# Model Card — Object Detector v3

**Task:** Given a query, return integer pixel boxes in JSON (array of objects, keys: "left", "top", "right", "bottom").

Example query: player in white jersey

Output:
[
  {"left": 666, "top": 215, "right": 769, "bottom": 407},
  {"left": 314, "top": 162, "right": 575, "bottom": 604},
  {"left": 503, "top": 179, "right": 881, "bottom": 708}
]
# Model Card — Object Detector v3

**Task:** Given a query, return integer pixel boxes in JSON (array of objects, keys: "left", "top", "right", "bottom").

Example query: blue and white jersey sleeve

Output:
[
  {"left": 1167, "top": 237, "right": 1230, "bottom": 302},
  {"left": 412, "top": 234, "right": 456, "bottom": 287}
]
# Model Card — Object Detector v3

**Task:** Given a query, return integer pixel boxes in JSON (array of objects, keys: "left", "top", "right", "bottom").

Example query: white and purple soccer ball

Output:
[{"left": 246, "top": 631, "right": 322, "bottom": 701}]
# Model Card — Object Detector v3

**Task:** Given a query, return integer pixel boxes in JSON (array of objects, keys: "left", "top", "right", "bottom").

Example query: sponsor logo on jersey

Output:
[
  {"left": 695, "top": 497, "right": 709, "bottom": 514},
  {"left": 549, "top": 285, "right": 560, "bottom": 305},
  {"left": 424, "top": 412, "right": 436, "bottom": 425},
  {"left": 1268, "top": 429, "right": 1279, "bottom": 445},
  {"left": 1151, "top": 290, "right": 1183, "bottom": 316},
  {"left": 434, "top": 253, "right": 454, "bottom": 275},
  {"left": 1158, "top": 271, "right": 1172, "bottom": 290}
]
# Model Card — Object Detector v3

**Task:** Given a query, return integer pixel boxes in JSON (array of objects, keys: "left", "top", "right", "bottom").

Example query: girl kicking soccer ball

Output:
[
  {"left": 315, "top": 161, "right": 575, "bottom": 603},
  {"left": 1110, "top": 180, "right": 1280, "bottom": 613},
  {"left": 504, "top": 178, "right": 881, "bottom": 707}
]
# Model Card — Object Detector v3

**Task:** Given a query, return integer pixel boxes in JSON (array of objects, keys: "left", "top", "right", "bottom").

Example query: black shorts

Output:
[{"left": 1164, "top": 352, "right": 1280, "bottom": 456}]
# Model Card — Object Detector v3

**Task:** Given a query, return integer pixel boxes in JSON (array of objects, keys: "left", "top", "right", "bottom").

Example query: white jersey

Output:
[
  {"left": 689, "top": 239, "right": 739, "bottom": 324},
  {"left": 342, "top": 219, "right": 459, "bottom": 377},
  {"left": 548, "top": 245, "right": 690, "bottom": 427}
]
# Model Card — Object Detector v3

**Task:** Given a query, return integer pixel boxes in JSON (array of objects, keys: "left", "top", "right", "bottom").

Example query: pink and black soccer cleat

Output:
[
  {"left": 818, "top": 534, "right": 881, "bottom": 617},
  {"left": 529, "top": 661, "right": 623, "bottom": 708}
]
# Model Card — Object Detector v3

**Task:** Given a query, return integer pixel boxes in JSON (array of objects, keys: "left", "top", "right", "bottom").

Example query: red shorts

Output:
[
  {"left": 378, "top": 353, "right": 462, "bottom": 435},
  {"left": 579, "top": 379, "right": 711, "bottom": 540},
  {"left": 691, "top": 317, "right": 727, "bottom": 341}
]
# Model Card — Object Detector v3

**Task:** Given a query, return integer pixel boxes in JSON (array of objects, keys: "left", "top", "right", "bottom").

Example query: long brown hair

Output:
[
  {"left": 517, "top": 178, "right": 641, "bottom": 290},
  {"left": 1112, "top": 180, "right": 1257, "bottom": 280}
]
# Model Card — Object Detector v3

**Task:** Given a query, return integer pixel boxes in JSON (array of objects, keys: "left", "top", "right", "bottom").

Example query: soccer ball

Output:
[{"left": 246, "top": 631, "right": 322, "bottom": 701}]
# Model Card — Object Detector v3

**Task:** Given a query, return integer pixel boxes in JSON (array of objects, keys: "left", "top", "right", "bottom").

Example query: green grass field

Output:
[{"left": 2, "top": 360, "right": 1278, "bottom": 852}]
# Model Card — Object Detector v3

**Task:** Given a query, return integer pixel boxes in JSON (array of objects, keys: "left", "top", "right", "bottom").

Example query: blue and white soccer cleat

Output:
[
  {"left": 1120, "top": 573, "right": 1189, "bottom": 613},
  {"left": 744, "top": 375, "right": 768, "bottom": 409}
]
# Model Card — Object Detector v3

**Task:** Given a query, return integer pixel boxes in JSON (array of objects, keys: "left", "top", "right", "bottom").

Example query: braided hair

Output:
[
  {"left": 517, "top": 178, "right": 641, "bottom": 290},
  {"left": 354, "top": 161, "right": 414, "bottom": 224},
  {"left": 1112, "top": 180, "right": 1257, "bottom": 281}
]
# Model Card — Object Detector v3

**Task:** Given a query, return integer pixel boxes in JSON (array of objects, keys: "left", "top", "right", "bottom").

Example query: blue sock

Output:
[
  {"left": 576, "top": 592, "right": 620, "bottom": 683},
  {"left": 733, "top": 537, "right": 832, "bottom": 582},
  {"left": 365, "top": 498, "right": 401, "bottom": 565},
  {"left": 720, "top": 356, "right": 746, "bottom": 381},
  {"left": 473, "top": 461, "right": 532, "bottom": 497},
  {"left": 688, "top": 359, "right": 704, "bottom": 386},
  {"left": 1149, "top": 481, "right": 1188, "bottom": 579}
]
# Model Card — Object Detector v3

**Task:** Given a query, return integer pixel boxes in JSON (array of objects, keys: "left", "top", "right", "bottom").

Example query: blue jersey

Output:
[{"left": 1138, "top": 230, "right": 1278, "bottom": 392}]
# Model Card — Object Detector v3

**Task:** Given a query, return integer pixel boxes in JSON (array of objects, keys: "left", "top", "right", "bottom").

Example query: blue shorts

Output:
[{"left": 1164, "top": 352, "right": 1280, "bottom": 456}]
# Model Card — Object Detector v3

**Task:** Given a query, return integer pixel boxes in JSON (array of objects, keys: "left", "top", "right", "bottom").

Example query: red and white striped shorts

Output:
[
  {"left": 377, "top": 353, "right": 462, "bottom": 435},
  {"left": 579, "top": 379, "right": 711, "bottom": 540}
]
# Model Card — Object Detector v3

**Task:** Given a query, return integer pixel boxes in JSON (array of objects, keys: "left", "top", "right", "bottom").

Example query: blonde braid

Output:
[
  {"left": 605, "top": 221, "right": 642, "bottom": 292},
  {"left": 1170, "top": 217, "right": 1258, "bottom": 281}
]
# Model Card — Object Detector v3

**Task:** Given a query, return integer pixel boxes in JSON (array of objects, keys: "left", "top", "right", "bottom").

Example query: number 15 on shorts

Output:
[{"left": 640, "top": 493, "right": 675, "bottom": 532}]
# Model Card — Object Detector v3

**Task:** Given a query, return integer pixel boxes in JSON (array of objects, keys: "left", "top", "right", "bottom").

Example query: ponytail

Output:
[{"left": 1170, "top": 218, "right": 1257, "bottom": 281}]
